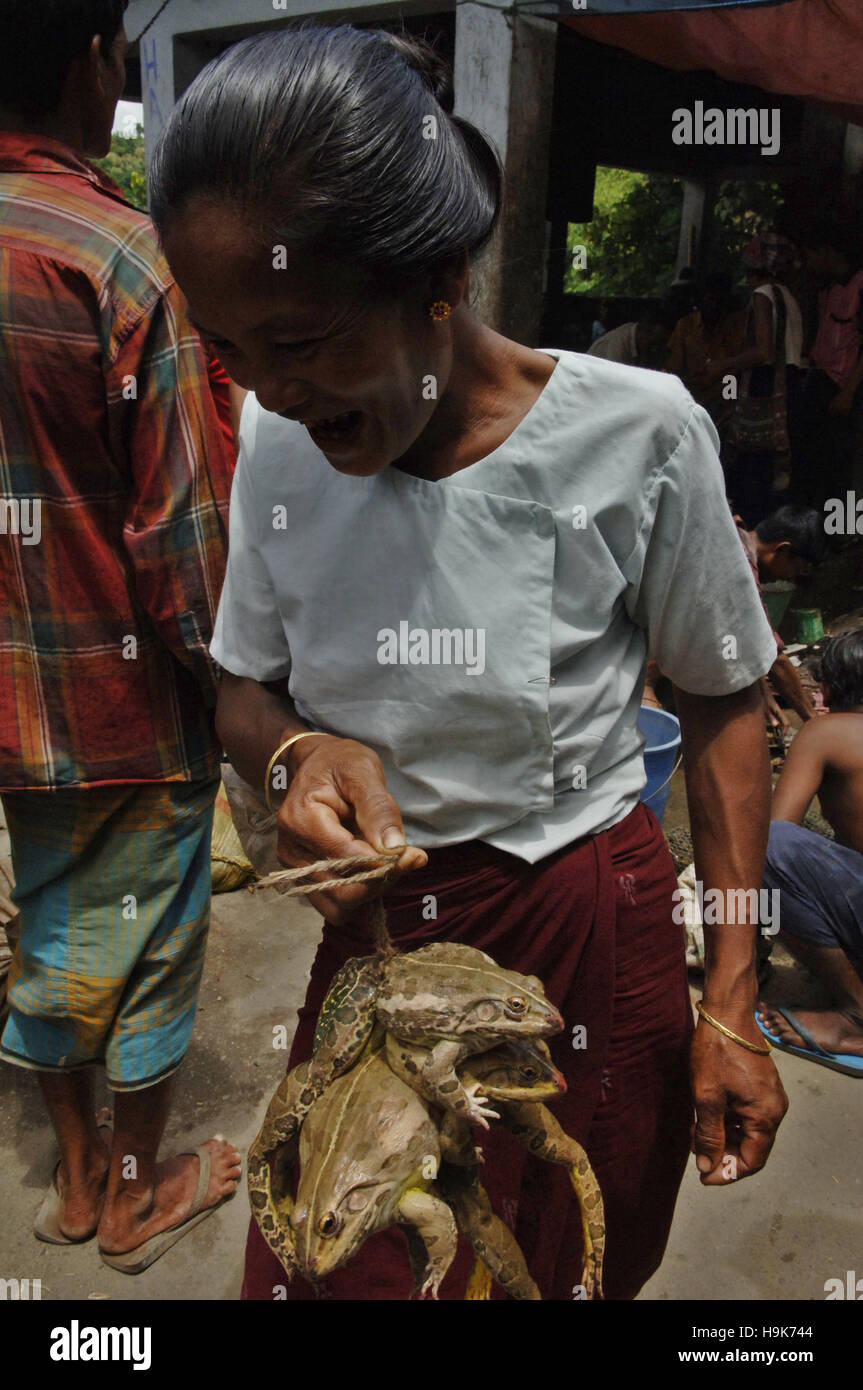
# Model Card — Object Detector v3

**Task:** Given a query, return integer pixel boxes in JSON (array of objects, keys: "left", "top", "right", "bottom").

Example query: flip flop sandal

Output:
[
  {"left": 757, "top": 1006, "right": 863, "bottom": 1078},
  {"left": 99, "top": 1144, "right": 236, "bottom": 1274},
  {"left": 35, "top": 1118, "right": 113, "bottom": 1245}
]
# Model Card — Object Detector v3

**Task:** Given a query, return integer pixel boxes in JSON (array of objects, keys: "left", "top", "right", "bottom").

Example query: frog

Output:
[
  {"left": 288, "top": 1039, "right": 458, "bottom": 1298},
  {"left": 439, "top": 1039, "right": 604, "bottom": 1299},
  {"left": 248, "top": 939, "right": 564, "bottom": 1234},
  {"left": 376, "top": 942, "right": 563, "bottom": 1125},
  {"left": 494, "top": 1099, "right": 606, "bottom": 1300},
  {"left": 249, "top": 1036, "right": 555, "bottom": 1297}
]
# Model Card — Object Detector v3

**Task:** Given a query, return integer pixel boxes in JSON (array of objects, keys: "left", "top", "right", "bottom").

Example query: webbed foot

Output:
[{"left": 464, "top": 1081, "right": 499, "bottom": 1129}]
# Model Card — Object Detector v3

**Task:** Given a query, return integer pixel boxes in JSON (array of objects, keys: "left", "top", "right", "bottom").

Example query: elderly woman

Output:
[{"left": 149, "top": 25, "right": 786, "bottom": 1301}]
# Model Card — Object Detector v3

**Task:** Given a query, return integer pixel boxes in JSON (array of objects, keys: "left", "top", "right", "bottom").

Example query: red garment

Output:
[
  {"left": 206, "top": 349, "right": 239, "bottom": 462},
  {"left": 242, "top": 803, "right": 693, "bottom": 1301},
  {"left": 0, "top": 133, "right": 233, "bottom": 790},
  {"left": 812, "top": 271, "right": 863, "bottom": 389},
  {"left": 567, "top": 0, "right": 863, "bottom": 127}
]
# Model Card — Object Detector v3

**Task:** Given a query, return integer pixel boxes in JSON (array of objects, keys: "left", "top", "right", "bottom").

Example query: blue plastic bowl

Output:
[{"left": 637, "top": 706, "right": 682, "bottom": 824}]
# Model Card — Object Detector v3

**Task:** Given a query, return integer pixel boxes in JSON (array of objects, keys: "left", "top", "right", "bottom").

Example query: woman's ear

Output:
[{"left": 429, "top": 251, "right": 470, "bottom": 312}]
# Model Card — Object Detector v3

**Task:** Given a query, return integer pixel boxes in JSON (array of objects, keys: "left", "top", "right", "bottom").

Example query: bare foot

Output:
[
  {"left": 56, "top": 1107, "right": 113, "bottom": 1240},
  {"left": 757, "top": 1003, "right": 863, "bottom": 1057},
  {"left": 97, "top": 1137, "right": 242, "bottom": 1254}
]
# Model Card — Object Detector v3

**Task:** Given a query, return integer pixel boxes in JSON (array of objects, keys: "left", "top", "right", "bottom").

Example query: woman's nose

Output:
[{"left": 254, "top": 368, "right": 309, "bottom": 417}]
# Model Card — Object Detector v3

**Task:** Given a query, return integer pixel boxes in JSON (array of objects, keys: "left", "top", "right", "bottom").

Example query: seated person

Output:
[{"left": 757, "top": 627, "right": 863, "bottom": 1064}]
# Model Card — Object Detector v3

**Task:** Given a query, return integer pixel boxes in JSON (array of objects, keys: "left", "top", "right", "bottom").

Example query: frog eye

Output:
[
  {"left": 317, "top": 1211, "right": 341, "bottom": 1238},
  {"left": 505, "top": 995, "right": 528, "bottom": 1018},
  {"left": 519, "top": 1065, "right": 539, "bottom": 1081}
]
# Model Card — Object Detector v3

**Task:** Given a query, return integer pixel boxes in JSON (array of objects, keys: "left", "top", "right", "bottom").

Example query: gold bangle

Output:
[
  {"left": 264, "top": 732, "right": 328, "bottom": 814},
  {"left": 695, "top": 1001, "right": 772, "bottom": 1055}
]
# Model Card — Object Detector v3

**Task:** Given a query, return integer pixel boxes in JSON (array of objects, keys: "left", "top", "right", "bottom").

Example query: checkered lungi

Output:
[{"left": 0, "top": 778, "right": 219, "bottom": 1090}]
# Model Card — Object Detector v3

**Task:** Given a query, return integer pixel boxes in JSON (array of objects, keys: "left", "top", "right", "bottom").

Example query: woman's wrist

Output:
[
  {"left": 278, "top": 728, "right": 337, "bottom": 776},
  {"left": 701, "top": 956, "right": 759, "bottom": 1020}
]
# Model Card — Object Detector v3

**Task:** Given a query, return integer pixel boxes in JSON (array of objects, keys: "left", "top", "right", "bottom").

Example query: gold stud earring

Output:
[{"left": 429, "top": 300, "right": 452, "bottom": 322}]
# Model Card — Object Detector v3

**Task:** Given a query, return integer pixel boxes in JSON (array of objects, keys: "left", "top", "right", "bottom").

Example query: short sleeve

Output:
[
  {"left": 622, "top": 402, "right": 777, "bottom": 696},
  {"left": 210, "top": 402, "right": 292, "bottom": 682}
]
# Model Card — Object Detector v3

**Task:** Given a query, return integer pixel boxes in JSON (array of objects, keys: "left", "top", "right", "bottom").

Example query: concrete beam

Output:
[
  {"left": 454, "top": 2, "right": 556, "bottom": 344},
  {"left": 127, "top": 0, "right": 451, "bottom": 158},
  {"left": 127, "top": 0, "right": 441, "bottom": 41}
]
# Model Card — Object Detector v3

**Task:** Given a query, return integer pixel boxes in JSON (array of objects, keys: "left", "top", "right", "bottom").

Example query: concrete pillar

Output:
[
  {"left": 135, "top": 13, "right": 176, "bottom": 165},
  {"left": 843, "top": 123, "right": 863, "bottom": 179},
  {"left": 675, "top": 179, "right": 705, "bottom": 278},
  {"left": 454, "top": 2, "right": 557, "bottom": 344}
]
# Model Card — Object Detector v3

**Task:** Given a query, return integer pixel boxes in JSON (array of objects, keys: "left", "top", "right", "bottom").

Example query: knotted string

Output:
[{"left": 253, "top": 849, "right": 405, "bottom": 954}]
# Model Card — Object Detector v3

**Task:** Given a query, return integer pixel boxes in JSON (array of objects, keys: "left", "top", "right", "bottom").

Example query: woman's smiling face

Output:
[{"left": 163, "top": 198, "right": 457, "bottom": 476}]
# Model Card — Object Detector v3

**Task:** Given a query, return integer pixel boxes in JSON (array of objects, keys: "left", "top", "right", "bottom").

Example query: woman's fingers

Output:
[{"left": 273, "top": 737, "right": 427, "bottom": 921}]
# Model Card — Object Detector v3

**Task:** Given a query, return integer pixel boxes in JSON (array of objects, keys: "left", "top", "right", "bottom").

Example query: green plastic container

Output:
[
  {"left": 761, "top": 581, "right": 795, "bottom": 630},
  {"left": 792, "top": 608, "right": 824, "bottom": 644}
]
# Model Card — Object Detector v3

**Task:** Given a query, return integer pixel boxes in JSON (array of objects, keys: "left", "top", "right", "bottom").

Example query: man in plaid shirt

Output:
[{"left": 0, "top": 1, "right": 242, "bottom": 1272}]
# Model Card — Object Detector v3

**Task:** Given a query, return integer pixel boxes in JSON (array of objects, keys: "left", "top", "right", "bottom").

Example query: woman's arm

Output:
[
  {"left": 217, "top": 672, "right": 427, "bottom": 921},
  {"left": 674, "top": 682, "right": 788, "bottom": 1184}
]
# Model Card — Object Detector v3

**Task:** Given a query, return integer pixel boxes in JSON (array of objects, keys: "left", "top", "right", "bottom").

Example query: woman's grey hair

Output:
[{"left": 148, "top": 24, "right": 502, "bottom": 287}]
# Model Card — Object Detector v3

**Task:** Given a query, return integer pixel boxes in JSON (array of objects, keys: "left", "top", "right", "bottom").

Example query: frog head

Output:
[
  {"left": 291, "top": 1178, "right": 387, "bottom": 1282},
  {"left": 461, "top": 1039, "right": 567, "bottom": 1103},
  {"left": 379, "top": 943, "right": 563, "bottom": 1045},
  {"left": 290, "top": 1046, "right": 443, "bottom": 1283}
]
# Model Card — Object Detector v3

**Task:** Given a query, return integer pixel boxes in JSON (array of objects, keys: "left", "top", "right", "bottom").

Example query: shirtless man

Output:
[{"left": 757, "top": 627, "right": 863, "bottom": 1062}]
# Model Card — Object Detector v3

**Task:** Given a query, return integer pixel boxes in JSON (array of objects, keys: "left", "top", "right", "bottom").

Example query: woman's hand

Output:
[
  {"left": 690, "top": 1012, "right": 788, "bottom": 1185},
  {"left": 275, "top": 733, "right": 427, "bottom": 923}
]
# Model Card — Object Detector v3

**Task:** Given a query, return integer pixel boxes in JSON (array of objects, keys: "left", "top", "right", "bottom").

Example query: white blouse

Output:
[{"left": 211, "top": 350, "right": 776, "bottom": 863}]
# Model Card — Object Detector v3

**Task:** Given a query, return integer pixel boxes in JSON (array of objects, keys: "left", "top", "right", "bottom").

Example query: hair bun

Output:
[{"left": 384, "top": 32, "right": 455, "bottom": 113}]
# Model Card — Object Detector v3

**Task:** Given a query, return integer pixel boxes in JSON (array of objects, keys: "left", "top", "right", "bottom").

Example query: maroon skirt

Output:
[{"left": 241, "top": 802, "right": 693, "bottom": 1301}]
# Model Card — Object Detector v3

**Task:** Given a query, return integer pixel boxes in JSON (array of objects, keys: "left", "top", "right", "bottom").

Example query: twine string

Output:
[{"left": 253, "top": 850, "right": 405, "bottom": 954}]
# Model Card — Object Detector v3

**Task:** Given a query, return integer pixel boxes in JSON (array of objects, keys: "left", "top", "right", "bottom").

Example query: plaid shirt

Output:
[{"left": 0, "top": 133, "right": 232, "bottom": 790}]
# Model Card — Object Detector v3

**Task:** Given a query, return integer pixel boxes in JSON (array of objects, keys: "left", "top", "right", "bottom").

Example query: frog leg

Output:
[
  {"left": 310, "top": 955, "right": 382, "bottom": 1087},
  {"left": 396, "top": 1186, "right": 459, "bottom": 1300},
  {"left": 502, "top": 1101, "right": 606, "bottom": 1300},
  {"left": 385, "top": 1034, "right": 498, "bottom": 1128},
  {"left": 440, "top": 1166, "right": 541, "bottom": 1301},
  {"left": 247, "top": 1061, "right": 318, "bottom": 1278},
  {"left": 439, "top": 1111, "right": 483, "bottom": 1168}
]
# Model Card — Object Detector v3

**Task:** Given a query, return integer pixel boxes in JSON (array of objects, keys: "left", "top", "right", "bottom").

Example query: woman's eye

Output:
[{"left": 275, "top": 340, "right": 317, "bottom": 358}]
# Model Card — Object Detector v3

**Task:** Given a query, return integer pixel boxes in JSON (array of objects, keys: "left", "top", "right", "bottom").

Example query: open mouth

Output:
[{"left": 303, "top": 410, "right": 363, "bottom": 447}]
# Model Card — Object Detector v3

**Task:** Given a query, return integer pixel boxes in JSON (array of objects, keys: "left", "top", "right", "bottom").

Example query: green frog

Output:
[
  {"left": 289, "top": 1040, "right": 456, "bottom": 1298},
  {"left": 251, "top": 1037, "right": 558, "bottom": 1297},
  {"left": 377, "top": 943, "right": 563, "bottom": 1124},
  {"left": 248, "top": 941, "right": 564, "bottom": 1253},
  {"left": 443, "top": 1040, "right": 605, "bottom": 1299},
  {"left": 495, "top": 1099, "right": 606, "bottom": 1300}
]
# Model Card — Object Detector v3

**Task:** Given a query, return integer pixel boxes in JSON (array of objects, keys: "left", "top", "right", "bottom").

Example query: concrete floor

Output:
[{"left": 1, "top": 788, "right": 861, "bottom": 1303}]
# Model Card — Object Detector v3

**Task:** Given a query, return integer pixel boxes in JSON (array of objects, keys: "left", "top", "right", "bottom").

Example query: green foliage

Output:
[
  {"left": 568, "top": 168, "right": 682, "bottom": 296},
  {"left": 708, "top": 178, "right": 785, "bottom": 285},
  {"left": 567, "top": 166, "right": 786, "bottom": 297},
  {"left": 94, "top": 124, "right": 147, "bottom": 210}
]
